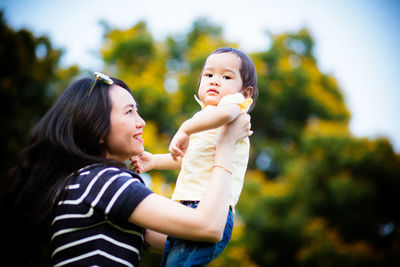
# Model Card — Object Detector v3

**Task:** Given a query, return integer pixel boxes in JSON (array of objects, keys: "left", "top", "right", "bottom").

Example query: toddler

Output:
[{"left": 131, "top": 47, "right": 258, "bottom": 266}]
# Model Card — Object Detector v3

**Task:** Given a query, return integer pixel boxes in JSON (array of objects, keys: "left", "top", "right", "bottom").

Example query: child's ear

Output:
[{"left": 243, "top": 86, "right": 253, "bottom": 99}]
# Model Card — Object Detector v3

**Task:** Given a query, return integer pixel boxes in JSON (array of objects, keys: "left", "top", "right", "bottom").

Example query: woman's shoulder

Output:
[{"left": 75, "top": 163, "right": 145, "bottom": 184}]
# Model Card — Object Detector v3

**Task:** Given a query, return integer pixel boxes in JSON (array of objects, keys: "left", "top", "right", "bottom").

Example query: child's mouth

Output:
[{"left": 207, "top": 89, "right": 219, "bottom": 94}]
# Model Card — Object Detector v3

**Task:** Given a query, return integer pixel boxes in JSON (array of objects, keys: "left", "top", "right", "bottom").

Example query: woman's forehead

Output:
[{"left": 110, "top": 85, "right": 136, "bottom": 107}]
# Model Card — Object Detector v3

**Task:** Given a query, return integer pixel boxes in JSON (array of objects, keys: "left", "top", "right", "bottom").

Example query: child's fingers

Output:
[
  {"left": 171, "top": 150, "right": 182, "bottom": 161},
  {"left": 170, "top": 150, "right": 179, "bottom": 159},
  {"left": 130, "top": 156, "right": 138, "bottom": 164},
  {"left": 169, "top": 144, "right": 180, "bottom": 156},
  {"left": 133, "top": 165, "right": 142, "bottom": 174}
]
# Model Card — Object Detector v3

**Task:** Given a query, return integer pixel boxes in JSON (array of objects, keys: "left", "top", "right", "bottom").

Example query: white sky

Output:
[{"left": 2, "top": 0, "right": 399, "bottom": 152}]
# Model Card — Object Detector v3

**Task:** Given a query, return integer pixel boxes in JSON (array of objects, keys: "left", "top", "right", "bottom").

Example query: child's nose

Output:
[{"left": 210, "top": 77, "right": 220, "bottom": 86}]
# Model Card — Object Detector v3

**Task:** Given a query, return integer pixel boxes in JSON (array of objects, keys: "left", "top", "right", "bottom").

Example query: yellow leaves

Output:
[
  {"left": 306, "top": 84, "right": 348, "bottom": 117},
  {"left": 230, "top": 219, "right": 245, "bottom": 242},
  {"left": 142, "top": 121, "right": 170, "bottom": 153},
  {"left": 243, "top": 170, "right": 290, "bottom": 199},
  {"left": 253, "top": 57, "right": 268, "bottom": 75},
  {"left": 298, "top": 217, "right": 375, "bottom": 262},
  {"left": 263, "top": 177, "right": 290, "bottom": 197},
  {"left": 301, "top": 57, "right": 320, "bottom": 80},
  {"left": 103, "top": 22, "right": 148, "bottom": 52},
  {"left": 148, "top": 172, "right": 173, "bottom": 197},
  {"left": 134, "top": 61, "right": 166, "bottom": 92},
  {"left": 305, "top": 119, "right": 349, "bottom": 138},
  {"left": 277, "top": 56, "right": 293, "bottom": 72},
  {"left": 326, "top": 75, "right": 339, "bottom": 88},
  {"left": 185, "top": 35, "right": 228, "bottom": 61},
  {"left": 269, "top": 80, "right": 283, "bottom": 95},
  {"left": 166, "top": 89, "right": 184, "bottom": 114},
  {"left": 209, "top": 222, "right": 259, "bottom": 267},
  {"left": 209, "top": 245, "right": 259, "bottom": 267},
  {"left": 277, "top": 55, "right": 302, "bottom": 72}
]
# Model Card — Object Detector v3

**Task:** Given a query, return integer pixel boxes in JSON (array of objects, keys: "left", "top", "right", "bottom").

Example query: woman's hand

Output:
[{"left": 216, "top": 113, "right": 252, "bottom": 146}]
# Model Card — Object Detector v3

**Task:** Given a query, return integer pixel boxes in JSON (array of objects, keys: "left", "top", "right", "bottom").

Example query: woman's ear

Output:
[{"left": 243, "top": 86, "right": 253, "bottom": 99}]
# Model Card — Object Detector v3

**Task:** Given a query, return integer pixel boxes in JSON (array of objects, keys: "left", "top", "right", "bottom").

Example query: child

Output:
[{"left": 131, "top": 47, "right": 258, "bottom": 266}]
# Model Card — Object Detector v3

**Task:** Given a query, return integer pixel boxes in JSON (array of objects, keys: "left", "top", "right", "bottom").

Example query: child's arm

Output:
[
  {"left": 183, "top": 103, "right": 242, "bottom": 134},
  {"left": 170, "top": 103, "right": 242, "bottom": 158},
  {"left": 130, "top": 152, "right": 182, "bottom": 173}
]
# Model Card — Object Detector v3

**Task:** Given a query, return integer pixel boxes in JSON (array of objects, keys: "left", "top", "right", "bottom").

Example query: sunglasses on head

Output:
[{"left": 88, "top": 72, "right": 114, "bottom": 96}]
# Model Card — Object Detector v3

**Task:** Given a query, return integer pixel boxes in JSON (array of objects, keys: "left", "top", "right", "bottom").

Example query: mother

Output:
[{"left": 0, "top": 73, "right": 252, "bottom": 266}]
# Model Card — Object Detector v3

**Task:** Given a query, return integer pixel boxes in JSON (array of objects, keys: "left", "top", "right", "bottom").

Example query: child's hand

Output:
[
  {"left": 169, "top": 129, "right": 189, "bottom": 160},
  {"left": 130, "top": 151, "right": 154, "bottom": 174}
]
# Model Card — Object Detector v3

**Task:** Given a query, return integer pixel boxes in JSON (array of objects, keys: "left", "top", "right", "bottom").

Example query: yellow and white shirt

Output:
[{"left": 171, "top": 93, "right": 253, "bottom": 212}]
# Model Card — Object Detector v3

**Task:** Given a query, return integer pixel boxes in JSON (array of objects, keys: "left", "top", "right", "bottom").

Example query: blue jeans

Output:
[{"left": 160, "top": 201, "right": 234, "bottom": 267}]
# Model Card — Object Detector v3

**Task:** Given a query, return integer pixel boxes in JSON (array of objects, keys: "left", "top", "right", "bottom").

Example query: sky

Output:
[{"left": 1, "top": 0, "right": 400, "bottom": 152}]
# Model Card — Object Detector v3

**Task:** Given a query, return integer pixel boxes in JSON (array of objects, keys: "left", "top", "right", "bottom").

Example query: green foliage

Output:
[
  {"left": 99, "top": 18, "right": 400, "bottom": 267},
  {"left": 0, "top": 11, "right": 70, "bottom": 178},
  {"left": 2, "top": 12, "right": 399, "bottom": 266},
  {"left": 237, "top": 133, "right": 400, "bottom": 266},
  {"left": 251, "top": 29, "right": 349, "bottom": 143}
]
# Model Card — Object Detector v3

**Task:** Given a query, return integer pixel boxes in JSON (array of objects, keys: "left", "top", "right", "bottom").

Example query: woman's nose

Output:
[{"left": 136, "top": 114, "right": 145, "bottom": 128}]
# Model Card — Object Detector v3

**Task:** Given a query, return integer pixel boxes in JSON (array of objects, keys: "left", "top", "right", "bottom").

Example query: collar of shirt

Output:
[{"left": 194, "top": 94, "right": 206, "bottom": 110}]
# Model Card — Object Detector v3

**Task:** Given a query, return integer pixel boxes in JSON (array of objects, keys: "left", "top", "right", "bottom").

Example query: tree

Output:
[
  {"left": 97, "top": 18, "right": 400, "bottom": 267},
  {"left": 233, "top": 31, "right": 400, "bottom": 266},
  {"left": 0, "top": 10, "right": 70, "bottom": 178}
]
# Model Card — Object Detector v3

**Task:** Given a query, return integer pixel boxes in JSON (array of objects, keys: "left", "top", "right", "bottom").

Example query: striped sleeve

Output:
[
  {"left": 51, "top": 166, "right": 154, "bottom": 267},
  {"left": 92, "top": 168, "right": 153, "bottom": 222},
  {"left": 106, "top": 171, "right": 153, "bottom": 222}
]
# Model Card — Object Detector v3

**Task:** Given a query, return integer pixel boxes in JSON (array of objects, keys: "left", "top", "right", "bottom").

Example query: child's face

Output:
[{"left": 198, "top": 52, "right": 243, "bottom": 106}]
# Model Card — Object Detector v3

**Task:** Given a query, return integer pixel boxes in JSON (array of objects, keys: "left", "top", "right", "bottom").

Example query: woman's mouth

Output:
[{"left": 133, "top": 133, "right": 143, "bottom": 143}]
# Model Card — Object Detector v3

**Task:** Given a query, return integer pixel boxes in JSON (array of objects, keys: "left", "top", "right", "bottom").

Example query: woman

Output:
[{"left": 0, "top": 73, "right": 252, "bottom": 266}]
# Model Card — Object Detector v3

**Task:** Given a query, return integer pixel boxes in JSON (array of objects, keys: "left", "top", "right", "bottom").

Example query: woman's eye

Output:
[{"left": 127, "top": 109, "right": 133, "bottom": 114}]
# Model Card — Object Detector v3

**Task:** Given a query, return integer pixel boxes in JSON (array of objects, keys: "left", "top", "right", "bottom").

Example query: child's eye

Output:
[
  {"left": 204, "top": 73, "right": 213, "bottom": 78},
  {"left": 223, "top": 76, "right": 232, "bottom": 80}
]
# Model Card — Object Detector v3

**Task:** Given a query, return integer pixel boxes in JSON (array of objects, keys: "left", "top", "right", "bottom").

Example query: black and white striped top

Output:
[{"left": 51, "top": 164, "right": 153, "bottom": 267}]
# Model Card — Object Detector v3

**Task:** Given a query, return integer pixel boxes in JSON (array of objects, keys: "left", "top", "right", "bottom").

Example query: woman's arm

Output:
[{"left": 129, "top": 113, "right": 252, "bottom": 242}]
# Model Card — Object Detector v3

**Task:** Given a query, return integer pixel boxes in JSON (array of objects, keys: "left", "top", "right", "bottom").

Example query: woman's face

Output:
[{"left": 104, "top": 85, "right": 145, "bottom": 162}]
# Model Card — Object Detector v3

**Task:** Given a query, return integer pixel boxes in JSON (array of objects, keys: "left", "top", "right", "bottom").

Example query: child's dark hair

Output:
[{"left": 209, "top": 47, "right": 258, "bottom": 111}]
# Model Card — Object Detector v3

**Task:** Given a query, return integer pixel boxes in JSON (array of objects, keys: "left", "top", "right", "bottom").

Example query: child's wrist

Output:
[{"left": 150, "top": 154, "right": 156, "bottom": 170}]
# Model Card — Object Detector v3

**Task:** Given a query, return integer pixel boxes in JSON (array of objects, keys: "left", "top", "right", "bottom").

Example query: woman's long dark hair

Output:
[{"left": 0, "top": 75, "right": 132, "bottom": 265}]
